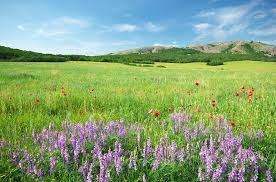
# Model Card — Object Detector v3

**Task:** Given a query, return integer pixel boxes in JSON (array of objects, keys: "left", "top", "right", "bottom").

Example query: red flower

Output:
[
  {"left": 210, "top": 114, "right": 215, "bottom": 119},
  {"left": 248, "top": 90, "right": 253, "bottom": 97},
  {"left": 195, "top": 107, "right": 201, "bottom": 112},
  {"left": 63, "top": 93, "right": 68, "bottom": 96},
  {"left": 35, "top": 98, "right": 40, "bottom": 103},
  {"left": 195, "top": 81, "right": 200, "bottom": 86},
  {"left": 235, "top": 92, "right": 240, "bottom": 97},
  {"left": 212, "top": 99, "right": 216, "bottom": 108},
  {"left": 154, "top": 111, "right": 160, "bottom": 118},
  {"left": 241, "top": 85, "right": 245, "bottom": 92},
  {"left": 231, "top": 121, "right": 236, "bottom": 127}
]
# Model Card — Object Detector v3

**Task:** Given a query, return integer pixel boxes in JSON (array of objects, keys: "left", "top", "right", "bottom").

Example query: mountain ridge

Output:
[{"left": 112, "top": 40, "right": 276, "bottom": 56}]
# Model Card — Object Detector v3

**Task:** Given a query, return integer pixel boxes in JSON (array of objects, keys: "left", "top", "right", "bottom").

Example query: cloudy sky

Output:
[{"left": 0, "top": 0, "right": 275, "bottom": 55}]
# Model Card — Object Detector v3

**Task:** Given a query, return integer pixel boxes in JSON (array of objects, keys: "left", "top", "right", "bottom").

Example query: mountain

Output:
[
  {"left": 112, "top": 41, "right": 276, "bottom": 56},
  {"left": 188, "top": 41, "right": 276, "bottom": 56},
  {"left": 111, "top": 46, "right": 175, "bottom": 55}
]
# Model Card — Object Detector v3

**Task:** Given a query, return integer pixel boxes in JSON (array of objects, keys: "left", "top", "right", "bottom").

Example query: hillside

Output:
[
  {"left": 188, "top": 41, "right": 276, "bottom": 56},
  {"left": 112, "top": 41, "right": 276, "bottom": 56}
]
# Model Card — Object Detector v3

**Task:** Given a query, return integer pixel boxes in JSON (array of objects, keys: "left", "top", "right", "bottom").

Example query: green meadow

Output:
[{"left": 0, "top": 61, "right": 275, "bottom": 180}]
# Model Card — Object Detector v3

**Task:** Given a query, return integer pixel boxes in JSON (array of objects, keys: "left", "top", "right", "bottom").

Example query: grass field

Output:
[{"left": 0, "top": 61, "right": 275, "bottom": 181}]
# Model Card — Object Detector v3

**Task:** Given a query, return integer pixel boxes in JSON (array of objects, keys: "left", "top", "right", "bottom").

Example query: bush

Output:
[{"left": 207, "top": 59, "right": 224, "bottom": 66}]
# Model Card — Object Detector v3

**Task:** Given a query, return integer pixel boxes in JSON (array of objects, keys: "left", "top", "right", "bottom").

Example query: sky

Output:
[{"left": 0, "top": 0, "right": 275, "bottom": 55}]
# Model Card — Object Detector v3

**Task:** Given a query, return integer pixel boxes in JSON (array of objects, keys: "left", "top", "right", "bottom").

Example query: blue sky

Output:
[{"left": 0, "top": 0, "right": 275, "bottom": 55}]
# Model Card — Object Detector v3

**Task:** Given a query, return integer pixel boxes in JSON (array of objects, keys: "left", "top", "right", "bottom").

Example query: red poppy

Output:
[
  {"left": 235, "top": 92, "right": 240, "bottom": 97},
  {"left": 212, "top": 99, "right": 216, "bottom": 108},
  {"left": 195, "top": 107, "right": 201, "bottom": 112},
  {"left": 154, "top": 111, "right": 160, "bottom": 118},
  {"left": 63, "top": 93, "right": 68, "bottom": 96},
  {"left": 230, "top": 121, "right": 236, "bottom": 127},
  {"left": 248, "top": 90, "right": 253, "bottom": 97},
  {"left": 218, "top": 117, "right": 223, "bottom": 124},
  {"left": 210, "top": 114, "right": 215, "bottom": 119},
  {"left": 241, "top": 85, "right": 245, "bottom": 92},
  {"left": 195, "top": 81, "right": 200, "bottom": 86},
  {"left": 35, "top": 98, "right": 40, "bottom": 103}
]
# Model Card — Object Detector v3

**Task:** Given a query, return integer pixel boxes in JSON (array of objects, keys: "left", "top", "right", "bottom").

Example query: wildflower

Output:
[
  {"left": 266, "top": 169, "right": 272, "bottom": 182},
  {"left": 154, "top": 111, "right": 160, "bottom": 118},
  {"left": 235, "top": 92, "right": 240, "bottom": 96},
  {"left": 19, "top": 159, "right": 24, "bottom": 171},
  {"left": 241, "top": 85, "right": 245, "bottom": 92},
  {"left": 210, "top": 114, "right": 215, "bottom": 119},
  {"left": 212, "top": 99, "right": 216, "bottom": 108},
  {"left": 178, "top": 148, "right": 184, "bottom": 163},
  {"left": 143, "top": 174, "right": 147, "bottom": 182},
  {"left": 248, "top": 90, "right": 253, "bottom": 97},
  {"left": 196, "top": 107, "right": 201, "bottom": 112},
  {"left": 128, "top": 152, "right": 137, "bottom": 170},
  {"left": 50, "top": 157, "right": 56, "bottom": 175},
  {"left": 257, "top": 130, "right": 263, "bottom": 141},
  {"left": 231, "top": 121, "right": 236, "bottom": 127},
  {"left": 35, "top": 98, "right": 40, "bottom": 103},
  {"left": 195, "top": 81, "right": 200, "bottom": 86},
  {"left": 212, "top": 166, "right": 222, "bottom": 181}
]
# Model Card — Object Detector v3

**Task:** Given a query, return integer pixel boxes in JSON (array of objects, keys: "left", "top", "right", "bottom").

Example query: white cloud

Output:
[
  {"left": 17, "top": 25, "right": 25, "bottom": 31},
  {"left": 193, "top": 0, "right": 261, "bottom": 41},
  {"left": 248, "top": 27, "right": 276, "bottom": 36},
  {"left": 153, "top": 43, "right": 178, "bottom": 47},
  {"left": 193, "top": 23, "right": 210, "bottom": 32},
  {"left": 145, "top": 22, "right": 165, "bottom": 32},
  {"left": 35, "top": 28, "right": 71, "bottom": 37},
  {"left": 112, "top": 24, "right": 138, "bottom": 32},
  {"left": 198, "top": 11, "right": 216, "bottom": 17},
  {"left": 52, "top": 16, "right": 90, "bottom": 28}
]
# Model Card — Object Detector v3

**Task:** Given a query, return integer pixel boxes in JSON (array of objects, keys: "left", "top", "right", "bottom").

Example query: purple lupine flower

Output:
[
  {"left": 249, "top": 131, "right": 254, "bottom": 143},
  {"left": 137, "top": 133, "right": 141, "bottom": 150},
  {"left": 206, "top": 154, "right": 213, "bottom": 178},
  {"left": 193, "top": 125, "right": 198, "bottom": 138},
  {"left": 186, "top": 143, "right": 191, "bottom": 161},
  {"left": 209, "top": 135, "right": 215, "bottom": 155},
  {"left": 238, "top": 163, "right": 245, "bottom": 182},
  {"left": 105, "top": 168, "right": 110, "bottom": 182},
  {"left": 228, "top": 167, "right": 237, "bottom": 182},
  {"left": 198, "top": 167, "right": 205, "bottom": 181},
  {"left": 212, "top": 166, "right": 222, "bottom": 181},
  {"left": 128, "top": 152, "right": 137, "bottom": 170},
  {"left": 257, "top": 130, "right": 263, "bottom": 141},
  {"left": 64, "top": 148, "right": 70, "bottom": 166},
  {"left": 105, "top": 149, "right": 113, "bottom": 167},
  {"left": 19, "top": 159, "right": 24, "bottom": 171},
  {"left": 12, "top": 152, "right": 19, "bottom": 164},
  {"left": 85, "top": 122, "right": 93, "bottom": 141},
  {"left": 50, "top": 157, "right": 56, "bottom": 175},
  {"left": 79, "top": 160, "right": 89, "bottom": 177},
  {"left": 114, "top": 156, "right": 123, "bottom": 176},
  {"left": 86, "top": 163, "right": 93, "bottom": 182},
  {"left": 101, "top": 131, "right": 106, "bottom": 146},
  {"left": 143, "top": 139, "right": 153, "bottom": 166},
  {"left": 26, "top": 166, "right": 32, "bottom": 176},
  {"left": 32, "top": 130, "right": 38, "bottom": 143},
  {"left": 114, "top": 141, "right": 123, "bottom": 157},
  {"left": 266, "top": 169, "right": 272, "bottom": 182},
  {"left": 33, "top": 165, "right": 42, "bottom": 178},
  {"left": 169, "top": 141, "right": 177, "bottom": 162},
  {"left": 178, "top": 148, "right": 184, "bottom": 163}
]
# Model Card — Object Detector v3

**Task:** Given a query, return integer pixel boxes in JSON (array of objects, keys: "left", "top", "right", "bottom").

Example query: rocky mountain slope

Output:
[{"left": 112, "top": 41, "right": 276, "bottom": 56}]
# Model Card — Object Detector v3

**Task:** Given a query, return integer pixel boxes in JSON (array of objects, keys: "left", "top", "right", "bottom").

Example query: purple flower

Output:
[
  {"left": 86, "top": 163, "right": 93, "bottom": 182},
  {"left": 212, "top": 166, "right": 222, "bottom": 181},
  {"left": 228, "top": 167, "right": 237, "bottom": 182},
  {"left": 19, "top": 159, "right": 24, "bottom": 171},
  {"left": 50, "top": 156, "right": 56, "bottom": 175},
  {"left": 178, "top": 148, "right": 184, "bottom": 163},
  {"left": 114, "top": 156, "right": 123, "bottom": 176},
  {"left": 266, "top": 169, "right": 272, "bottom": 182},
  {"left": 257, "top": 130, "right": 263, "bottom": 141},
  {"left": 198, "top": 167, "right": 205, "bottom": 181},
  {"left": 128, "top": 152, "right": 137, "bottom": 170}
]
